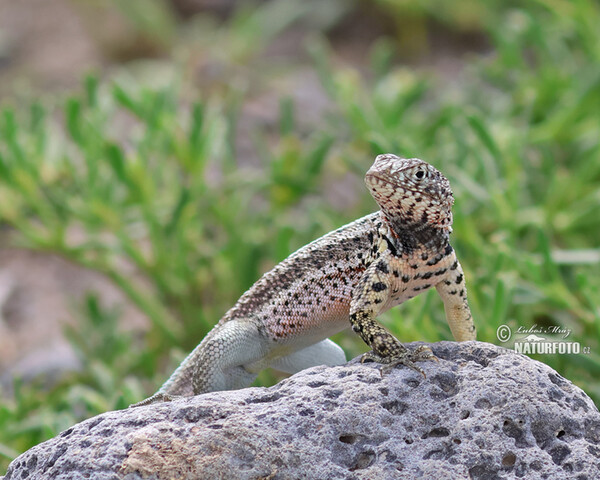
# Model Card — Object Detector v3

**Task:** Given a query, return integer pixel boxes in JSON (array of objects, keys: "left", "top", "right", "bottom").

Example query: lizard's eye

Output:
[{"left": 415, "top": 170, "right": 425, "bottom": 180}]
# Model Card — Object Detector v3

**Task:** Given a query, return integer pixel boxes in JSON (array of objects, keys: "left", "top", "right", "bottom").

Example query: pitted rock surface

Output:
[{"left": 4, "top": 341, "right": 600, "bottom": 479}]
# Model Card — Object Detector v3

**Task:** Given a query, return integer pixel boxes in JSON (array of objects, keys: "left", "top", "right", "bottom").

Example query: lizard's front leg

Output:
[
  {"left": 435, "top": 255, "right": 476, "bottom": 342},
  {"left": 350, "top": 255, "right": 437, "bottom": 376}
]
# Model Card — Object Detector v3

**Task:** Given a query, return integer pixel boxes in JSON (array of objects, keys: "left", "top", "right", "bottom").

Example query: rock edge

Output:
[{"left": 4, "top": 341, "right": 600, "bottom": 479}]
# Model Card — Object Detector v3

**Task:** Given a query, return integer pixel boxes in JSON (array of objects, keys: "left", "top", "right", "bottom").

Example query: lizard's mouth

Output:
[
  {"left": 366, "top": 173, "right": 453, "bottom": 207},
  {"left": 366, "top": 173, "right": 400, "bottom": 188},
  {"left": 366, "top": 174, "right": 419, "bottom": 195}
]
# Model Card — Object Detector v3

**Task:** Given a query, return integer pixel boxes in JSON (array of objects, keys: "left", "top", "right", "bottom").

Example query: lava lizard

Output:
[{"left": 132, "top": 154, "right": 475, "bottom": 406}]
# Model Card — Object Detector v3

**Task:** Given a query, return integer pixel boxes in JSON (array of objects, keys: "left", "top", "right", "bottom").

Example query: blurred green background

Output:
[{"left": 1, "top": 0, "right": 599, "bottom": 471}]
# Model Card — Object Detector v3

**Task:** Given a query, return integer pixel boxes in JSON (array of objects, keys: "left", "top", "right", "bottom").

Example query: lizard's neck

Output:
[{"left": 380, "top": 212, "right": 450, "bottom": 255}]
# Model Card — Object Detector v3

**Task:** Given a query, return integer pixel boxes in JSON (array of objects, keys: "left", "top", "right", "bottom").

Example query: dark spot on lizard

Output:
[
  {"left": 384, "top": 236, "right": 398, "bottom": 256},
  {"left": 372, "top": 282, "right": 387, "bottom": 292},
  {"left": 376, "top": 262, "right": 389, "bottom": 274},
  {"left": 427, "top": 254, "right": 443, "bottom": 266},
  {"left": 455, "top": 274, "right": 463, "bottom": 284}
]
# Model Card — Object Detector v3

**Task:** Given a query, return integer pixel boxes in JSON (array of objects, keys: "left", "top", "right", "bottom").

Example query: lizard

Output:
[{"left": 132, "top": 154, "right": 475, "bottom": 406}]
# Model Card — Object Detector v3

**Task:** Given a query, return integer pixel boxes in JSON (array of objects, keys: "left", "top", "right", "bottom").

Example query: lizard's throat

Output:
[{"left": 382, "top": 213, "right": 450, "bottom": 254}]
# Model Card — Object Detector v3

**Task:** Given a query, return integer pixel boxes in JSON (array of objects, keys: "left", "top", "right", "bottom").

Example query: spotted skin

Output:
[
  {"left": 131, "top": 154, "right": 475, "bottom": 406},
  {"left": 348, "top": 154, "right": 475, "bottom": 373}
]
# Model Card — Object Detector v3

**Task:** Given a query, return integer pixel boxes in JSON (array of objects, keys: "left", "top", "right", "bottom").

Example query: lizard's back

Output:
[
  {"left": 219, "top": 212, "right": 379, "bottom": 344},
  {"left": 132, "top": 154, "right": 475, "bottom": 404}
]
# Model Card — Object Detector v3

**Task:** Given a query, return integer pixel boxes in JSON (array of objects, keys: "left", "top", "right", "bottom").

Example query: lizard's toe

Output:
[
  {"left": 360, "top": 350, "right": 382, "bottom": 364},
  {"left": 411, "top": 345, "right": 438, "bottom": 362},
  {"left": 379, "top": 346, "right": 438, "bottom": 378}
]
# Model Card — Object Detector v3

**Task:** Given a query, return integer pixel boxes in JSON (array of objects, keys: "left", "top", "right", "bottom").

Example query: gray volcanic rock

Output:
[{"left": 4, "top": 341, "right": 600, "bottom": 479}]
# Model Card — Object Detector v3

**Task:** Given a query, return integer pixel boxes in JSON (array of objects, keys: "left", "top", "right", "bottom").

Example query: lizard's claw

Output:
[{"left": 361, "top": 345, "right": 438, "bottom": 378}]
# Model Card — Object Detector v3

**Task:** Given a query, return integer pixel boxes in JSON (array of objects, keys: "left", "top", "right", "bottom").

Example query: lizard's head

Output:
[{"left": 365, "top": 154, "right": 454, "bottom": 232}]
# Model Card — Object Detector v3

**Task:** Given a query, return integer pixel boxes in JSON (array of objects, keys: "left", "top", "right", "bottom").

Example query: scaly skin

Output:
[{"left": 132, "top": 154, "right": 475, "bottom": 407}]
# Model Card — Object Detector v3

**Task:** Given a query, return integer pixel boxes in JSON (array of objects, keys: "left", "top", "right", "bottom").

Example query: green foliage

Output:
[
  {"left": 0, "top": 74, "right": 336, "bottom": 471},
  {"left": 322, "top": 1, "right": 600, "bottom": 399},
  {"left": 1, "top": 0, "right": 600, "bottom": 471},
  {"left": 0, "top": 295, "right": 139, "bottom": 465}
]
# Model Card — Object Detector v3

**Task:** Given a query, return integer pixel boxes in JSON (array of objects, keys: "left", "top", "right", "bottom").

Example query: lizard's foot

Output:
[
  {"left": 360, "top": 345, "right": 438, "bottom": 378},
  {"left": 129, "top": 392, "right": 181, "bottom": 408}
]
